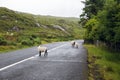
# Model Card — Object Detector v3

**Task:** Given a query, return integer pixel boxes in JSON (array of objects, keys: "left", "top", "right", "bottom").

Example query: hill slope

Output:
[{"left": 0, "top": 7, "right": 84, "bottom": 52}]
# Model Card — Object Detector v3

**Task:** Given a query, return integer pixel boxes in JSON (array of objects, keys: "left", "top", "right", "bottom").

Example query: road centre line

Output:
[{"left": 0, "top": 44, "right": 67, "bottom": 72}]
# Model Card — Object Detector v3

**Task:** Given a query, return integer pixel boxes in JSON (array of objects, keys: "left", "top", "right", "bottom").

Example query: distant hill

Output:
[
  {"left": 0, "top": 7, "right": 84, "bottom": 52},
  {"left": 0, "top": 7, "right": 81, "bottom": 35}
]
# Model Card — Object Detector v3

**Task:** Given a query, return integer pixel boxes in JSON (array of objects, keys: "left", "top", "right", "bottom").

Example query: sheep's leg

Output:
[
  {"left": 76, "top": 45, "right": 78, "bottom": 48},
  {"left": 72, "top": 44, "right": 75, "bottom": 47},
  {"left": 72, "top": 42, "right": 75, "bottom": 47},
  {"left": 39, "top": 51, "right": 41, "bottom": 56},
  {"left": 44, "top": 50, "right": 48, "bottom": 56},
  {"left": 72, "top": 44, "right": 74, "bottom": 47}
]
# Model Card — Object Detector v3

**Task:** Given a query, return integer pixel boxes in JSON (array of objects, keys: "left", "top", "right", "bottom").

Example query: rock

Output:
[
  {"left": 35, "top": 23, "right": 40, "bottom": 27},
  {"left": 12, "top": 26, "right": 19, "bottom": 31}
]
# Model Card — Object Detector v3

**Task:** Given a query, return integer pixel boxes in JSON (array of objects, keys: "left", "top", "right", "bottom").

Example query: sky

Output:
[{"left": 0, "top": 0, "right": 84, "bottom": 18}]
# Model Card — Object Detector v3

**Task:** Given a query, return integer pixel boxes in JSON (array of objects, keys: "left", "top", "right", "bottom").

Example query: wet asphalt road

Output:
[{"left": 0, "top": 40, "right": 88, "bottom": 80}]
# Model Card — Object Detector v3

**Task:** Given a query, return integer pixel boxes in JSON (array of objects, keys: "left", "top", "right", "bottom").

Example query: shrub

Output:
[
  {"left": 7, "top": 41, "right": 17, "bottom": 46},
  {"left": 33, "top": 37, "right": 41, "bottom": 44},
  {"left": 0, "top": 37, "right": 8, "bottom": 45},
  {"left": 21, "top": 40, "right": 33, "bottom": 46}
]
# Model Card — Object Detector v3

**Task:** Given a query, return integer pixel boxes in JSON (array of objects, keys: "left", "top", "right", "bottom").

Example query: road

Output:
[{"left": 0, "top": 40, "right": 88, "bottom": 80}]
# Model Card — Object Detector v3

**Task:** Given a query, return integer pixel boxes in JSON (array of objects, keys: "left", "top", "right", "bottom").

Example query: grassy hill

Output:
[{"left": 0, "top": 7, "right": 85, "bottom": 52}]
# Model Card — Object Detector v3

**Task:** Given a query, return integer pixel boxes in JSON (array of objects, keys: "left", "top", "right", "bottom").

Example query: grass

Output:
[
  {"left": 0, "top": 45, "right": 17, "bottom": 53},
  {"left": 0, "top": 45, "right": 27, "bottom": 53},
  {"left": 84, "top": 44, "right": 120, "bottom": 80}
]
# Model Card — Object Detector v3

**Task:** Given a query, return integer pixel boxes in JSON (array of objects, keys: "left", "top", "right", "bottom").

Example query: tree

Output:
[
  {"left": 80, "top": 0, "right": 105, "bottom": 19},
  {"left": 80, "top": 0, "right": 120, "bottom": 50}
]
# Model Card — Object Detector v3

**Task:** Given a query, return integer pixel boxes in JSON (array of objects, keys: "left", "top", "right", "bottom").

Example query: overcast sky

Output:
[{"left": 0, "top": 0, "right": 84, "bottom": 18}]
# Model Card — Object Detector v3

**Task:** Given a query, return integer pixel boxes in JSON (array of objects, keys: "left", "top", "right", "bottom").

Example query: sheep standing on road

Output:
[
  {"left": 38, "top": 46, "right": 48, "bottom": 56},
  {"left": 75, "top": 42, "right": 79, "bottom": 48},
  {"left": 71, "top": 41, "right": 79, "bottom": 48},
  {"left": 71, "top": 41, "right": 75, "bottom": 47}
]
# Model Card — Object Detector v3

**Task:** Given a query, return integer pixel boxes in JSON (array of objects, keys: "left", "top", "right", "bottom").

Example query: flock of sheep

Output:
[{"left": 37, "top": 41, "right": 79, "bottom": 56}]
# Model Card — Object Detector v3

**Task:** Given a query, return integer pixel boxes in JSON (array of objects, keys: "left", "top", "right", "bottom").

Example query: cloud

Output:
[{"left": 0, "top": 0, "right": 84, "bottom": 17}]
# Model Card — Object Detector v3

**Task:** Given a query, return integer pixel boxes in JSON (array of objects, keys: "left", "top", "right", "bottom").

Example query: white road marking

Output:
[
  {"left": 48, "top": 44, "right": 67, "bottom": 52},
  {"left": 0, "top": 56, "right": 34, "bottom": 72},
  {"left": 0, "top": 44, "right": 67, "bottom": 71}
]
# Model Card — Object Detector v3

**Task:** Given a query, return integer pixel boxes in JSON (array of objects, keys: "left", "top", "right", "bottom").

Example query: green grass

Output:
[
  {"left": 0, "top": 45, "right": 27, "bottom": 53},
  {"left": 84, "top": 44, "right": 120, "bottom": 80}
]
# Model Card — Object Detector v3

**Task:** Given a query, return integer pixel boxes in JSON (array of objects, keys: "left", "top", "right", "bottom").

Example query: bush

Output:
[
  {"left": 21, "top": 40, "right": 33, "bottom": 46},
  {"left": 0, "top": 37, "right": 8, "bottom": 45},
  {"left": 7, "top": 41, "right": 17, "bottom": 46},
  {"left": 33, "top": 37, "right": 41, "bottom": 44}
]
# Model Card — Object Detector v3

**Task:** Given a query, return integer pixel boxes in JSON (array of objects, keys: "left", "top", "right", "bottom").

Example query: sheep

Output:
[
  {"left": 71, "top": 41, "right": 79, "bottom": 48},
  {"left": 75, "top": 42, "right": 79, "bottom": 48},
  {"left": 38, "top": 45, "right": 48, "bottom": 56},
  {"left": 71, "top": 41, "right": 75, "bottom": 47}
]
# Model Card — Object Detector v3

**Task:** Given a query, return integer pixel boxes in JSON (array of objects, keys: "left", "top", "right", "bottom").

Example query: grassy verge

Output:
[
  {"left": 0, "top": 36, "right": 74, "bottom": 53},
  {"left": 0, "top": 45, "right": 31, "bottom": 53},
  {"left": 84, "top": 44, "right": 120, "bottom": 80}
]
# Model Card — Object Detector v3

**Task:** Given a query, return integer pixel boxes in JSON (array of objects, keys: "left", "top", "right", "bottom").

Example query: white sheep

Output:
[
  {"left": 75, "top": 42, "right": 79, "bottom": 48},
  {"left": 71, "top": 41, "right": 75, "bottom": 47},
  {"left": 71, "top": 41, "right": 79, "bottom": 48},
  {"left": 38, "top": 45, "right": 48, "bottom": 56}
]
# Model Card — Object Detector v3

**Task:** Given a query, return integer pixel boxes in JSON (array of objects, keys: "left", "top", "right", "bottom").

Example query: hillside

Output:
[{"left": 0, "top": 7, "right": 84, "bottom": 52}]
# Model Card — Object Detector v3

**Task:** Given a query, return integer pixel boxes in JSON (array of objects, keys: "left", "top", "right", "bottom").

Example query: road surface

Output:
[{"left": 0, "top": 40, "right": 88, "bottom": 80}]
